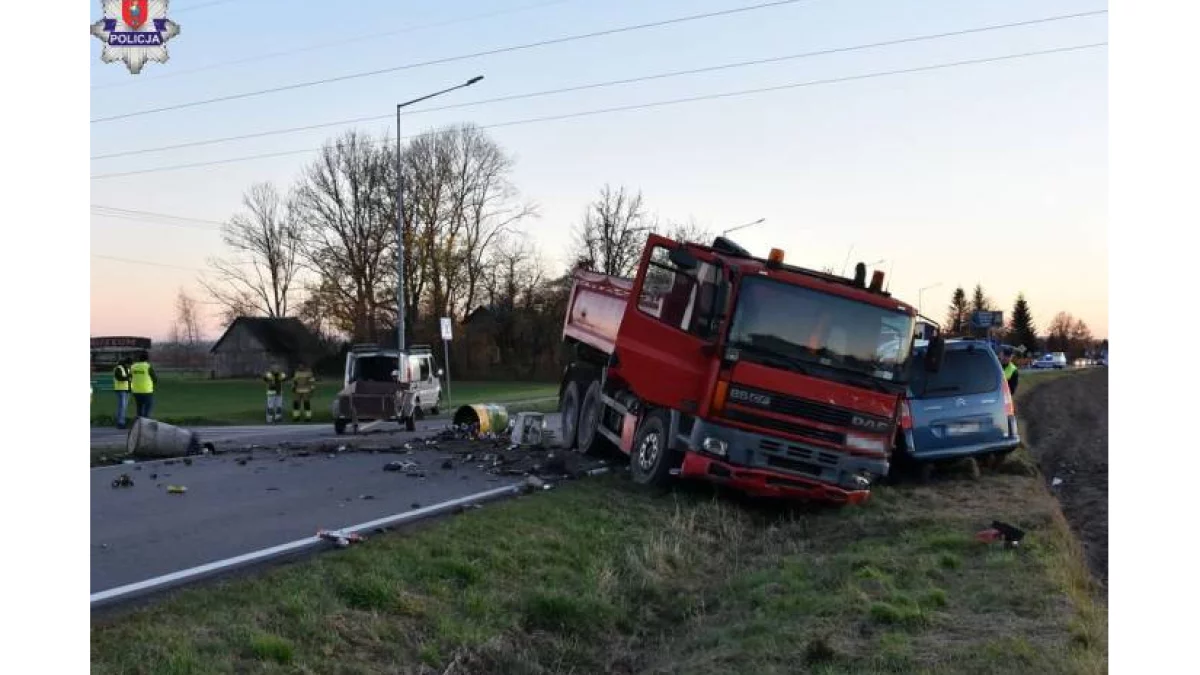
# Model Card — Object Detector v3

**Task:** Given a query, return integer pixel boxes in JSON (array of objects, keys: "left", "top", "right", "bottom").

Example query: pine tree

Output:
[
  {"left": 946, "top": 287, "right": 969, "bottom": 335},
  {"left": 971, "top": 284, "right": 993, "bottom": 313},
  {"left": 1009, "top": 293, "right": 1038, "bottom": 353}
]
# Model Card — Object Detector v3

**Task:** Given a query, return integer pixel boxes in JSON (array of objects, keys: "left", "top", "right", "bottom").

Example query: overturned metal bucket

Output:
[
  {"left": 452, "top": 404, "right": 509, "bottom": 434},
  {"left": 126, "top": 417, "right": 201, "bottom": 458}
]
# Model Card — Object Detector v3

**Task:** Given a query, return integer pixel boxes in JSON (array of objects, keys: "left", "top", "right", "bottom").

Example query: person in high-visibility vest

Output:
[
  {"left": 112, "top": 357, "right": 133, "bottom": 429},
  {"left": 263, "top": 364, "right": 288, "bottom": 424},
  {"left": 1000, "top": 346, "right": 1019, "bottom": 396},
  {"left": 291, "top": 361, "right": 316, "bottom": 422},
  {"left": 129, "top": 352, "right": 158, "bottom": 420}
]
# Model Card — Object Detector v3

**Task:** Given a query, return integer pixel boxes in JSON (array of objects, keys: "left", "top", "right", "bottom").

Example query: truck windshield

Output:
[{"left": 727, "top": 276, "right": 916, "bottom": 384}]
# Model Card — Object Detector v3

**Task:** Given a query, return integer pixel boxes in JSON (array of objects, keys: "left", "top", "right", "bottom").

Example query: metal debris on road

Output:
[
  {"left": 318, "top": 529, "right": 364, "bottom": 548},
  {"left": 384, "top": 460, "right": 419, "bottom": 472},
  {"left": 111, "top": 474, "right": 134, "bottom": 489},
  {"left": 167, "top": 485, "right": 188, "bottom": 494}
]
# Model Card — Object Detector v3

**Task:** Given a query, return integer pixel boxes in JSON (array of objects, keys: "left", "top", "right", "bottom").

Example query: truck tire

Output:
[
  {"left": 559, "top": 380, "right": 582, "bottom": 450},
  {"left": 405, "top": 416, "right": 416, "bottom": 432},
  {"left": 334, "top": 419, "right": 347, "bottom": 435},
  {"left": 631, "top": 410, "right": 674, "bottom": 487},
  {"left": 576, "top": 380, "right": 610, "bottom": 456}
]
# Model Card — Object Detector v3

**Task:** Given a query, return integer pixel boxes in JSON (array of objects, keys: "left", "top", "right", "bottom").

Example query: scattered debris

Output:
[
  {"left": 318, "top": 529, "right": 364, "bottom": 548},
  {"left": 975, "top": 520, "right": 1025, "bottom": 547},
  {"left": 167, "top": 485, "right": 188, "bottom": 495},
  {"left": 149, "top": 473, "right": 157, "bottom": 480},
  {"left": 183, "top": 458, "right": 193, "bottom": 466},
  {"left": 122, "top": 459, "right": 135, "bottom": 465},
  {"left": 1051, "top": 477, "right": 1064, "bottom": 487},
  {"left": 360, "top": 494, "right": 375, "bottom": 500},
  {"left": 266, "top": 487, "right": 280, "bottom": 491},
  {"left": 441, "top": 459, "right": 454, "bottom": 470},
  {"left": 111, "top": 474, "right": 134, "bottom": 489},
  {"left": 384, "top": 460, "right": 418, "bottom": 472}
]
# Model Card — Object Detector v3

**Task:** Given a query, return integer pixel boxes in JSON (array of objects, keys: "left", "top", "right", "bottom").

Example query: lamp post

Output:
[
  {"left": 918, "top": 282, "right": 942, "bottom": 316},
  {"left": 721, "top": 217, "right": 765, "bottom": 236},
  {"left": 396, "top": 76, "right": 483, "bottom": 357}
]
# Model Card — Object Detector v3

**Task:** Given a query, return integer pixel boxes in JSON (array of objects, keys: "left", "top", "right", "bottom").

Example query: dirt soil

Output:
[{"left": 1021, "top": 370, "right": 1108, "bottom": 589}]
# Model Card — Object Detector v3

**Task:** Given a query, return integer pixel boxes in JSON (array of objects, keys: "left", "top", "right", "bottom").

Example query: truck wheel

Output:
[
  {"left": 631, "top": 411, "right": 674, "bottom": 487},
  {"left": 576, "top": 380, "right": 609, "bottom": 456},
  {"left": 559, "top": 380, "right": 582, "bottom": 450},
  {"left": 334, "top": 419, "right": 347, "bottom": 435},
  {"left": 405, "top": 416, "right": 417, "bottom": 432}
]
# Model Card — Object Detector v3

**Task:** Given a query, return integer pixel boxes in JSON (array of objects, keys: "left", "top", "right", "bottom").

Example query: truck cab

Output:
[
  {"left": 559, "top": 234, "right": 943, "bottom": 504},
  {"left": 331, "top": 344, "right": 443, "bottom": 434}
]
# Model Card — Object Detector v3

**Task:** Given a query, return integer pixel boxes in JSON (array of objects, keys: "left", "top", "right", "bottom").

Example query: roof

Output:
[{"left": 209, "top": 317, "right": 325, "bottom": 358}]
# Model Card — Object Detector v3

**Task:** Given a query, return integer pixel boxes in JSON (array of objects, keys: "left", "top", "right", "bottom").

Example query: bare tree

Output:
[
  {"left": 570, "top": 184, "right": 652, "bottom": 278},
  {"left": 201, "top": 182, "right": 302, "bottom": 320},
  {"left": 400, "top": 124, "right": 536, "bottom": 326},
  {"left": 661, "top": 217, "right": 714, "bottom": 245},
  {"left": 292, "top": 131, "right": 397, "bottom": 342}
]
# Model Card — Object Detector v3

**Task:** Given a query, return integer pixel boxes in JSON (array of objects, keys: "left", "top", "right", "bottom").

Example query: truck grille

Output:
[
  {"left": 725, "top": 385, "right": 890, "bottom": 432},
  {"left": 721, "top": 408, "right": 845, "bottom": 446},
  {"left": 759, "top": 439, "right": 841, "bottom": 468}
]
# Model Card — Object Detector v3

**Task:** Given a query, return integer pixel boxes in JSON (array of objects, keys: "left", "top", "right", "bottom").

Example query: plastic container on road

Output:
[
  {"left": 452, "top": 404, "right": 509, "bottom": 434},
  {"left": 126, "top": 418, "right": 201, "bottom": 458}
]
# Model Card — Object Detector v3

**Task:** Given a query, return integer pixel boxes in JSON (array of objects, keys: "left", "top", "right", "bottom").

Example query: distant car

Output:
[
  {"left": 1033, "top": 352, "right": 1068, "bottom": 369},
  {"left": 896, "top": 340, "right": 1021, "bottom": 472}
]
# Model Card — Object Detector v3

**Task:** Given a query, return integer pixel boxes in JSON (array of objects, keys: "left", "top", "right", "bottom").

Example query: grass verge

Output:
[
  {"left": 92, "top": 430, "right": 1106, "bottom": 674},
  {"left": 90, "top": 379, "right": 558, "bottom": 427}
]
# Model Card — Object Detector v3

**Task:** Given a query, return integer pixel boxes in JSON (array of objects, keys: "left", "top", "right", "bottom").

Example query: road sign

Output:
[
  {"left": 970, "top": 310, "right": 1003, "bottom": 329},
  {"left": 439, "top": 317, "right": 453, "bottom": 341}
]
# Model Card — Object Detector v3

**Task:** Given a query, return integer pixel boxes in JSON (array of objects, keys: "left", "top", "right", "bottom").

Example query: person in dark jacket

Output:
[{"left": 1000, "top": 346, "right": 1019, "bottom": 396}]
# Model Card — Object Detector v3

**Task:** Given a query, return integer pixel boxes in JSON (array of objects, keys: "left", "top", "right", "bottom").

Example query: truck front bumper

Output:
[
  {"left": 679, "top": 452, "right": 870, "bottom": 504},
  {"left": 675, "top": 417, "right": 886, "bottom": 501}
]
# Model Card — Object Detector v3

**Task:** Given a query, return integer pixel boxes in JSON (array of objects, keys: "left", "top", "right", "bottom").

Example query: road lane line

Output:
[{"left": 90, "top": 482, "right": 523, "bottom": 608}]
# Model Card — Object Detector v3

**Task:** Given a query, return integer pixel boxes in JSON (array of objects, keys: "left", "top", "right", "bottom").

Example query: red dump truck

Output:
[{"left": 558, "top": 234, "right": 944, "bottom": 504}]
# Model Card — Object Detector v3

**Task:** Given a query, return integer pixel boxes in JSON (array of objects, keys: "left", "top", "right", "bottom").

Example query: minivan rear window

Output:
[{"left": 909, "top": 348, "right": 1000, "bottom": 398}]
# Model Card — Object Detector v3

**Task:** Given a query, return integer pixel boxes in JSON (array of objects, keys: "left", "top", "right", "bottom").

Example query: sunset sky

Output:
[{"left": 90, "top": 0, "right": 1107, "bottom": 341}]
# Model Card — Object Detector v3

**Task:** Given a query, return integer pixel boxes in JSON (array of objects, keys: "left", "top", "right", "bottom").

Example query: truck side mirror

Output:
[
  {"left": 669, "top": 246, "right": 698, "bottom": 270},
  {"left": 924, "top": 335, "right": 946, "bottom": 372}
]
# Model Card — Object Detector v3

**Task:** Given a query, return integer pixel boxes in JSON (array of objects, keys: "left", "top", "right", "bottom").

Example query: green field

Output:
[
  {"left": 90, "top": 375, "right": 558, "bottom": 427},
  {"left": 90, "top": 371, "right": 1105, "bottom": 674}
]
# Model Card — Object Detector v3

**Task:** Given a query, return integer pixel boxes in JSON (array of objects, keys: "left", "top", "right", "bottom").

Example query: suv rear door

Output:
[{"left": 906, "top": 347, "right": 1008, "bottom": 453}]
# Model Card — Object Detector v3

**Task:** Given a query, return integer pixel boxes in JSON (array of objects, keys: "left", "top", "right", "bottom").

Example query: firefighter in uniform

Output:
[
  {"left": 263, "top": 364, "right": 288, "bottom": 423},
  {"left": 112, "top": 357, "right": 132, "bottom": 429},
  {"left": 291, "top": 362, "right": 316, "bottom": 422},
  {"left": 130, "top": 352, "right": 157, "bottom": 420},
  {"left": 1000, "top": 346, "right": 1020, "bottom": 396}
]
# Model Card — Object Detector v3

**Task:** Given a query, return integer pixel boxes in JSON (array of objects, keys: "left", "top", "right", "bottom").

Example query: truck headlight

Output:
[
  {"left": 702, "top": 437, "right": 728, "bottom": 457},
  {"left": 845, "top": 434, "right": 886, "bottom": 454}
]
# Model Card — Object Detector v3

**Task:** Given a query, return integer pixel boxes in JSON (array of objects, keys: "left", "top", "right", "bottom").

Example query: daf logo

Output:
[
  {"left": 851, "top": 415, "right": 889, "bottom": 432},
  {"left": 728, "top": 387, "right": 771, "bottom": 407},
  {"left": 955, "top": 398, "right": 967, "bottom": 407}
]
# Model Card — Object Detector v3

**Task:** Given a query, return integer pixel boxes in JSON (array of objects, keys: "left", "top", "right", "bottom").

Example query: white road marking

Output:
[{"left": 90, "top": 483, "right": 523, "bottom": 607}]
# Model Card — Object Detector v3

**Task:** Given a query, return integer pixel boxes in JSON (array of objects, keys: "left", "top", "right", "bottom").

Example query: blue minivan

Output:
[{"left": 897, "top": 340, "right": 1020, "bottom": 471}]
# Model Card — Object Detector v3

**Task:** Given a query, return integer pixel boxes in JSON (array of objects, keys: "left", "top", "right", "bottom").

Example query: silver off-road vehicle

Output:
[{"left": 331, "top": 344, "right": 443, "bottom": 434}]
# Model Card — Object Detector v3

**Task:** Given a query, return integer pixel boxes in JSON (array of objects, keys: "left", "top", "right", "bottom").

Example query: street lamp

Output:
[
  {"left": 722, "top": 217, "right": 765, "bottom": 236},
  {"left": 917, "top": 282, "right": 943, "bottom": 316},
  {"left": 396, "top": 75, "right": 484, "bottom": 357}
]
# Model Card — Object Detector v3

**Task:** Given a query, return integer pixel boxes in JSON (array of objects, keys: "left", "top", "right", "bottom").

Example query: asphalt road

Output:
[{"left": 92, "top": 413, "right": 565, "bottom": 598}]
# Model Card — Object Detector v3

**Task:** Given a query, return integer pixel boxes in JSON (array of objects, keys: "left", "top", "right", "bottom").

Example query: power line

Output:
[
  {"left": 90, "top": 10, "right": 1108, "bottom": 161},
  {"left": 92, "top": 252, "right": 205, "bottom": 270},
  {"left": 92, "top": 205, "right": 226, "bottom": 227},
  {"left": 92, "top": 0, "right": 578, "bottom": 91},
  {"left": 90, "top": 0, "right": 816, "bottom": 123},
  {"left": 90, "top": 43, "right": 1108, "bottom": 180}
]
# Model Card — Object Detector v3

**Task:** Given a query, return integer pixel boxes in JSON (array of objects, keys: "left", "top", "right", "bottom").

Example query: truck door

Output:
[{"left": 616, "top": 240, "right": 720, "bottom": 413}]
